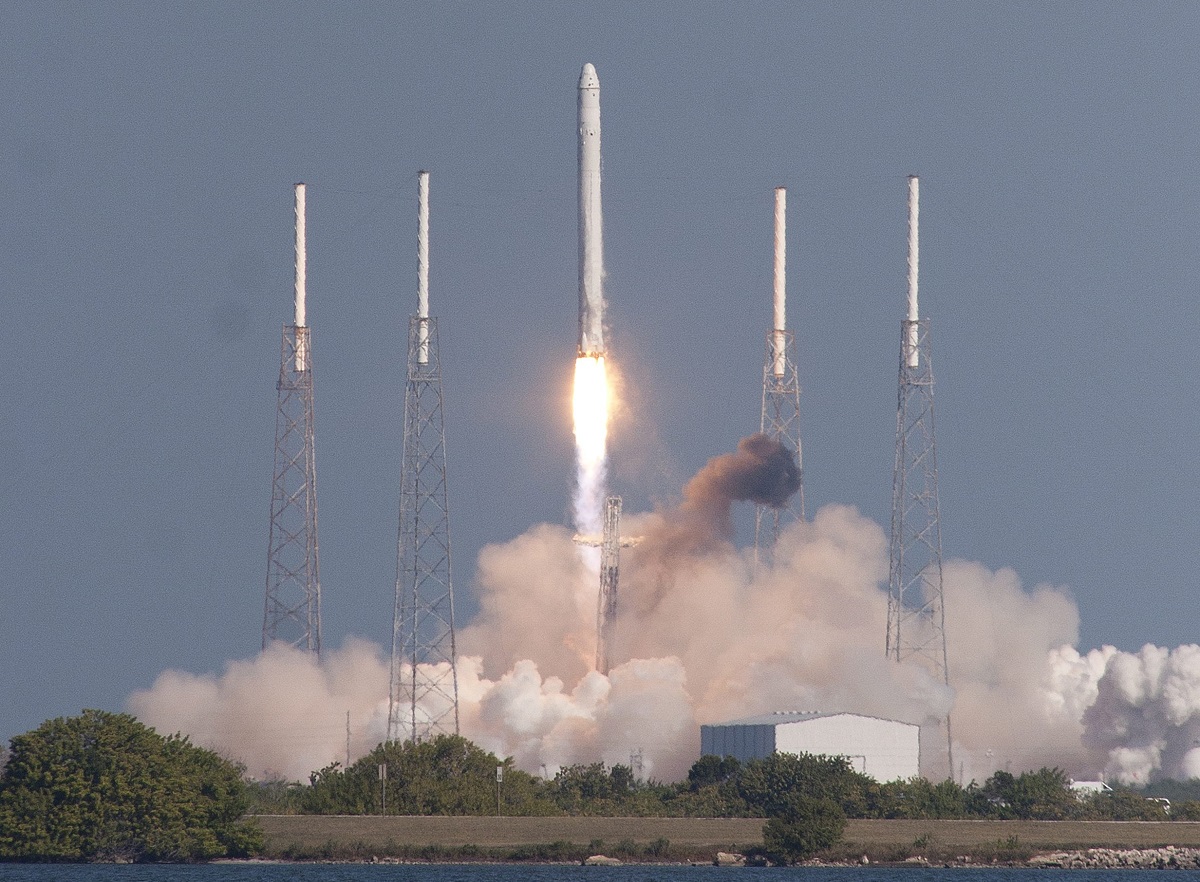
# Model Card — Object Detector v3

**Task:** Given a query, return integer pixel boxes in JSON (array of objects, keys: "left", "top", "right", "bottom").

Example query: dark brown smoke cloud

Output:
[
  {"left": 680, "top": 433, "right": 801, "bottom": 532},
  {"left": 627, "top": 435, "right": 801, "bottom": 609}
]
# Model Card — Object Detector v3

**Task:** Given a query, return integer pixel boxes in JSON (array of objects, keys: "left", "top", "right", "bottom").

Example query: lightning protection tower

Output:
[
  {"left": 388, "top": 171, "right": 460, "bottom": 743},
  {"left": 755, "top": 187, "right": 804, "bottom": 560},
  {"left": 574, "top": 495, "right": 638, "bottom": 675},
  {"left": 886, "top": 175, "right": 953, "bottom": 777},
  {"left": 597, "top": 496, "right": 624, "bottom": 676},
  {"left": 596, "top": 495, "right": 622, "bottom": 675},
  {"left": 263, "top": 183, "right": 322, "bottom": 654}
]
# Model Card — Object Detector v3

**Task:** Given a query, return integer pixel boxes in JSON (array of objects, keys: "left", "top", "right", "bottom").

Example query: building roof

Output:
[{"left": 704, "top": 710, "right": 919, "bottom": 729}]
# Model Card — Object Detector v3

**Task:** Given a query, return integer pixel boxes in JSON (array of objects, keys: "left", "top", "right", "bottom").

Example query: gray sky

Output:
[{"left": 3, "top": 2, "right": 1198, "bottom": 742}]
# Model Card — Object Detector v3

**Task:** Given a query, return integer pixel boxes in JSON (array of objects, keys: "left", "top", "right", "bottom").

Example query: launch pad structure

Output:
[
  {"left": 388, "top": 171, "right": 460, "bottom": 744},
  {"left": 263, "top": 183, "right": 322, "bottom": 655},
  {"left": 755, "top": 187, "right": 805, "bottom": 560},
  {"left": 885, "top": 175, "right": 953, "bottom": 778}
]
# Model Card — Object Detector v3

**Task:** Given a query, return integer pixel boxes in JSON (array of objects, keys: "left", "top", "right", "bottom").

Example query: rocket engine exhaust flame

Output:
[{"left": 572, "top": 355, "right": 609, "bottom": 539}]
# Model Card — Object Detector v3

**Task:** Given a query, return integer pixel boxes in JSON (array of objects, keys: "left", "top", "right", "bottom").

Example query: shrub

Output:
[
  {"left": 0, "top": 710, "right": 261, "bottom": 862},
  {"left": 761, "top": 793, "right": 846, "bottom": 864}
]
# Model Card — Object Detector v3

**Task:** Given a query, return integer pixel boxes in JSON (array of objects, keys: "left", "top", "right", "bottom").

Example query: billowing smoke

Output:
[
  {"left": 128, "top": 638, "right": 391, "bottom": 781},
  {"left": 1076, "top": 644, "right": 1200, "bottom": 785},
  {"left": 655, "top": 432, "right": 801, "bottom": 550},
  {"left": 686, "top": 433, "right": 800, "bottom": 512},
  {"left": 129, "top": 436, "right": 1200, "bottom": 786}
]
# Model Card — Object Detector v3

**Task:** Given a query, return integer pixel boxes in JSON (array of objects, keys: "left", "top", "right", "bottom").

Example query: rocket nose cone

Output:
[{"left": 579, "top": 62, "right": 599, "bottom": 89}]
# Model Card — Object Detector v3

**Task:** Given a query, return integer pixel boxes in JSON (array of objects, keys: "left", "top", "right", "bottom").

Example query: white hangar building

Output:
[{"left": 700, "top": 712, "right": 920, "bottom": 783}]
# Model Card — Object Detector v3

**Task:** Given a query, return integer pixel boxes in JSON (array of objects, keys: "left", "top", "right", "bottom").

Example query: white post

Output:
[
  {"left": 906, "top": 175, "right": 919, "bottom": 369},
  {"left": 772, "top": 187, "right": 787, "bottom": 378},
  {"left": 294, "top": 182, "right": 308, "bottom": 371},
  {"left": 417, "top": 170, "right": 430, "bottom": 364}
]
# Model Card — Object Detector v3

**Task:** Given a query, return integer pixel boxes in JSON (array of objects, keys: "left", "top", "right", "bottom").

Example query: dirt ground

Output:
[
  {"left": 846, "top": 819, "right": 1200, "bottom": 849},
  {"left": 255, "top": 815, "right": 1200, "bottom": 852},
  {"left": 256, "top": 815, "right": 763, "bottom": 851}
]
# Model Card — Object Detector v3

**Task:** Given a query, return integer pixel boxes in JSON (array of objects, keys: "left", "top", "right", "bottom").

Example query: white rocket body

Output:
[{"left": 578, "top": 63, "right": 605, "bottom": 357}]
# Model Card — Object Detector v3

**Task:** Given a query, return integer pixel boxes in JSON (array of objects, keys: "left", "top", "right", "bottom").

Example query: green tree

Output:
[
  {"left": 761, "top": 793, "right": 846, "bottom": 864},
  {"left": 686, "top": 754, "right": 740, "bottom": 791},
  {"left": 1131, "top": 777, "right": 1200, "bottom": 803},
  {"left": 550, "top": 763, "right": 624, "bottom": 814},
  {"left": 1173, "top": 799, "right": 1200, "bottom": 820},
  {"left": 1083, "top": 790, "right": 1170, "bottom": 821},
  {"left": 542, "top": 762, "right": 684, "bottom": 816},
  {"left": 878, "top": 776, "right": 973, "bottom": 818},
  {"left": 662, "top": 773, "right": 749, "bottom": 818},
  {"left": 244, "top": 776, "right": 308, "bottom": 815},
  {"left": 736, "top": 752, "right": 872, "bottom": 817},
  {"left": 302, "top": 735, "right": 556, "bottom": 816},
  {"left": 982, "top": 768, "right": 1078, "bottom": 819},
  {"left": 0, "top": 710, "right": 261, "bottom": 862}
]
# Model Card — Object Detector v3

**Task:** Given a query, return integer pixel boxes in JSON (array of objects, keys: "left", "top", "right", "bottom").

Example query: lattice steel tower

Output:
[
  {"left": 576, "top": 495, "right": 638, "bottom": 675},
  {"left": 886, "top": 175, "right": 953, "bottom": 776},
  {"left": 755, "top": 187, "right": 804, "bottom": 559},
  {"left": 388, "top": 171, "right": 459, "bottom": 743},
  {"left": 263, "top": 183, "right": 322, "bottom": 654}
]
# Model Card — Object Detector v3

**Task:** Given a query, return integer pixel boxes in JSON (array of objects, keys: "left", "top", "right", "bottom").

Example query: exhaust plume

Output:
[
  {"left": 130, "top": 437, "right": 1200, "bottom": 786},
  {"left": 572, "top": 355, "right": 609, "bottom": 539}
]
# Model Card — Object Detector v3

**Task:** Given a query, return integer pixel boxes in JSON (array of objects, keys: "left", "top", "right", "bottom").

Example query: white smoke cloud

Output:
[
  {"left": 128, "top": 643, "right": 695, "bottom": 782},
  {"left": 1076, "top": 644, "right": 1200, "bottom": 785},
  {"left": 127, "top": 637, "right": 391, "bottom": 781},
  {"left": 460, "top": 655, "right": 696, "bottom": 780},
  {"left": 127, "top": 487, "right": 1200, "bottom": 786},
  {"left": 460, "top": 523, "right": 596, "bottom": 684}
]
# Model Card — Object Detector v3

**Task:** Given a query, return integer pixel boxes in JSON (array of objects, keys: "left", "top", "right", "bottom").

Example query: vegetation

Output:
[
  {"left": 0, "top": 710, "right": 261, "bottom": 863},
  {"left": 761, "top": 793, "right": 846, "bottom": 863},
  {"left": 301, "top": 735, "right": 559, "bottom": 815},
  {"left": 7, "top": 707, "right": 1197, "bottom": 865},
  {"left": 249, "top": 735, "right": 1187, "bottom": 826},
  {"left": 1135, "top": 777, "right": 1200, "bottom": 802}
]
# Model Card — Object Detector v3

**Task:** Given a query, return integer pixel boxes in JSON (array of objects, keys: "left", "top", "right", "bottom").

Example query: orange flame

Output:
[{"left": 572, "top": 355, "right": 609, "bottom": 535}]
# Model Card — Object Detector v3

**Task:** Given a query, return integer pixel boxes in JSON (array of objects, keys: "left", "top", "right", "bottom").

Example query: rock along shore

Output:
[{"left": 1030, "top": 847, "right": 1200, "bottom": 870}]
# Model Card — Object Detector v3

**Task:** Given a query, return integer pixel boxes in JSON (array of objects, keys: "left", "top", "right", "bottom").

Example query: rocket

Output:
[{"left": 578, "top": 62, "right": 605, "bottom": 357}]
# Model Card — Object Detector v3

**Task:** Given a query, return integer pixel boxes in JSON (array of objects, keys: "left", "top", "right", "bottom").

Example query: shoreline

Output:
[
  {"left": 218, "top": 847, "right": 1200, "bottom": 870},
  {"left": 248, "top": 816, "right": 1200, "bottom": 869}
]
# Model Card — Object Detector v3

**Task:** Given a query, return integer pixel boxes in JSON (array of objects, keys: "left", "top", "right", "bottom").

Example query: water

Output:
[{"left": 0, "top": 868, "right": 1197, "bottom": 882}]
